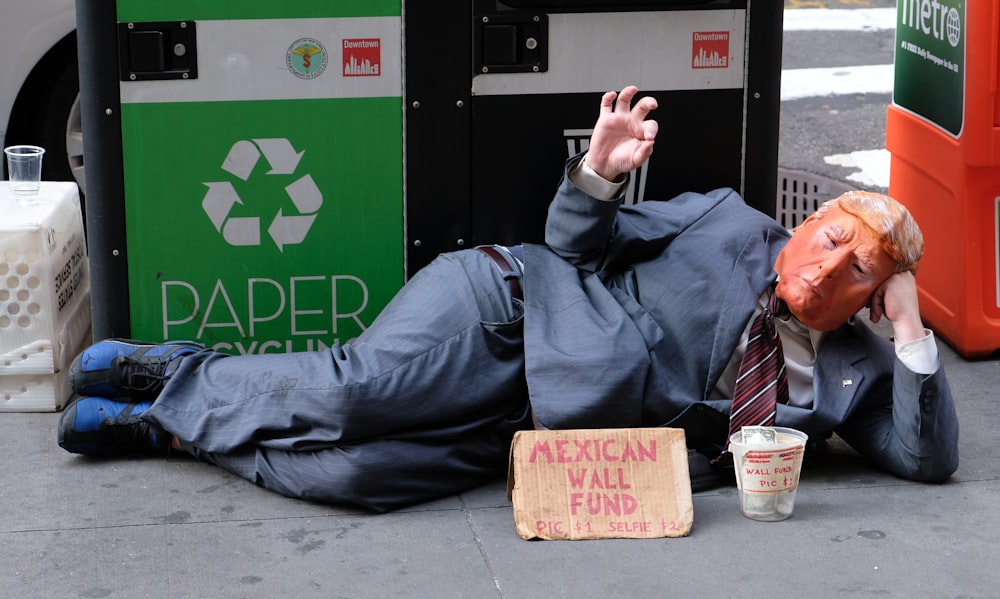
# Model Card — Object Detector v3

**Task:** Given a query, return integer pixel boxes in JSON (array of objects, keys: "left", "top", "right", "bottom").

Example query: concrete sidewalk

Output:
[{"left": 0, "top": 336, "right": 997, "bottom": 599}]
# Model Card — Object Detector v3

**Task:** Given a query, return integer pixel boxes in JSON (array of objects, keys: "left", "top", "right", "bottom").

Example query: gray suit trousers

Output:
[{"left": 142, "top": 250, "right": 532, "bottom": 512}]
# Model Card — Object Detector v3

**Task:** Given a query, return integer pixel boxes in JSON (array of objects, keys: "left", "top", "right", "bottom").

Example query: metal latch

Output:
[
  {"left": 118, "top": 21, "right": 198, "bottom": 81},
  {"left": 474, "top": 14, "right": 548, "bottom": 74}
]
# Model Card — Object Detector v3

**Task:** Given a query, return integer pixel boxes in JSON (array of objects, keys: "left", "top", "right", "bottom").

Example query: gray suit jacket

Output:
[{"left": 521, "top": 157, "right": 959, "bottom": 482}]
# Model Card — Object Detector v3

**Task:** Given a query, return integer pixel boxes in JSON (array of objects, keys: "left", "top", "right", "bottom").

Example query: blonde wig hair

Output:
[{"left": 810, "top": 191, "right": 924, "bottom": 274}]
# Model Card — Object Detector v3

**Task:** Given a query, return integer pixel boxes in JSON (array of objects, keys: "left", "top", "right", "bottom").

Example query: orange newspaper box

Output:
[{"left": 886, "top": 0, "right": 1000, "bottom": 358}]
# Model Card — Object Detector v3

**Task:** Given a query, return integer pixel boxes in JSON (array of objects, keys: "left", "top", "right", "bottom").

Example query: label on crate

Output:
[{"left": 54, "top": 231, "right": 87, "bottom": 314}]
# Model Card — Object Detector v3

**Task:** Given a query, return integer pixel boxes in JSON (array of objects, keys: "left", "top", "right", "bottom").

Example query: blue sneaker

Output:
[
  {"left": 57, "top": 396, "right": 167, "bottom": 456},
  {"left": 70, "top": 338, "right": 204, "bottom": 399}
]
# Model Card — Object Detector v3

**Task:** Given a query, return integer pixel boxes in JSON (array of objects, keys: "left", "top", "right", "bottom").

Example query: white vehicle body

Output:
[{"left": 0, "top": 1, "right": 82, "bottom": 190}]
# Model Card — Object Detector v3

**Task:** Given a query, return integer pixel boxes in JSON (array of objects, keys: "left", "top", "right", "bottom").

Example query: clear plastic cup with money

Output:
[{"left": 728, "top": 426, "right": 808, "bottom": 521}]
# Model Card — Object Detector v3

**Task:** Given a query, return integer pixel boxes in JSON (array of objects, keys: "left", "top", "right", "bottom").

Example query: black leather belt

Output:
[{"left": 477, "top": 246, "right": 523, "bottom": 301}]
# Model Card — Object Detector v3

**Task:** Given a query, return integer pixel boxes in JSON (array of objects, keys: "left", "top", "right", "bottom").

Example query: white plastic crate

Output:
[{"left": 0, "top": 182, "right": 92, "bottom": 411}]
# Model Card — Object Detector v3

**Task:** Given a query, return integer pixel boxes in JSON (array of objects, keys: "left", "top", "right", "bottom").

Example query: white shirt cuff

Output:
[
  {"left": 568, "top": 155, "right": 627, "bottom": 202},
  {"left": 895, "top": 329, "right": 939, "bottom": 375}
]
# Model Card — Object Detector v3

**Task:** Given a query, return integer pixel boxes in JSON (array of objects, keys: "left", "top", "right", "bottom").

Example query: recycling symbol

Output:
[{"left": 202, "top": 138, "right": 322, "bottom": 251}]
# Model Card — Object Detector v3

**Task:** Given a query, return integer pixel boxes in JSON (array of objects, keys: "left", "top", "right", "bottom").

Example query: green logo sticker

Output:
[{"left": 286, "top": 38, "right": 328, "bottom": 79}]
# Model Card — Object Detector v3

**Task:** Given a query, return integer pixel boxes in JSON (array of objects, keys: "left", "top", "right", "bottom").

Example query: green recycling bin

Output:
[{"left": 77, "top": 0, "right": 404, "bottom": 353}]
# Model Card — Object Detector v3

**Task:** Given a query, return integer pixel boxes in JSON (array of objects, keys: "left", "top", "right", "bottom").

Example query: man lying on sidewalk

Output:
[{"left": 57, "top": 86, "right": 959, "bottom": 512}]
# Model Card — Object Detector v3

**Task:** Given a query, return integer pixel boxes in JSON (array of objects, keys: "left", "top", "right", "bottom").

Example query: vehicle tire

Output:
[{"left": 4, "top": 32, "right": 85, "bottom": 196}]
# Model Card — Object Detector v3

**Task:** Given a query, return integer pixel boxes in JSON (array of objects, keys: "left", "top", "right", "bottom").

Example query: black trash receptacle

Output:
[{"left": 404, "top": 0, "right": 783, "bottom": 271}]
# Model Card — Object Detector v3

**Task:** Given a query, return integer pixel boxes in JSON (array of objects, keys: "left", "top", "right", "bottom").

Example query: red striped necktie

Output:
[{"left": 727, "top": 291, "right": 789, "bottom": 439}]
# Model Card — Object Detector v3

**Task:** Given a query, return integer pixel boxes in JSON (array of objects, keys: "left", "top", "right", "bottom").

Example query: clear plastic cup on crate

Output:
[{"left": 4, "top": 145, "right": 46, "bottom": 196}]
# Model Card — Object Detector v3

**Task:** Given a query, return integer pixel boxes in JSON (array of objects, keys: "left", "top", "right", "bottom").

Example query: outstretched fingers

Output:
[
  {"left": 586, "top": 85, "right": 659, "bottom": 180},
  {"left": 612, "top": 86, "right": 659, "bottom": 140},
  {"left": 599, "top": 90, "right": 619, "bottom": 114},
  {"left": 632, "top": 97, "right": 659, "bottom": 136},
  {"left": 614, "top": 85, "right": 639, "bottom": 112}
]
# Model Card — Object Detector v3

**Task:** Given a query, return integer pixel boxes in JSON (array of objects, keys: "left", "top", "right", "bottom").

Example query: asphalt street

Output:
[{"left": 779, "top": 0, "right": 898, "bottom": 191}]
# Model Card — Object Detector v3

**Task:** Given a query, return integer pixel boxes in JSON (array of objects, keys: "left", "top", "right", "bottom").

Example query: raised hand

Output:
[{"left": 582, "top": 86, "right": 659, "bottom": 182}]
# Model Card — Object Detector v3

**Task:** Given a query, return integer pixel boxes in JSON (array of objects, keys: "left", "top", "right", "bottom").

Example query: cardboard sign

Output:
[{"left": 507, "top": 428, "right": 693, "bottom": 540}]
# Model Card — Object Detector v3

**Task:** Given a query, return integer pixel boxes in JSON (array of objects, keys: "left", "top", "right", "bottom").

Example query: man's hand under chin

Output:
[{"left": 869, "top": 271, "right": 926, "bottom": 344}]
